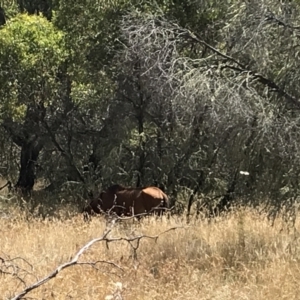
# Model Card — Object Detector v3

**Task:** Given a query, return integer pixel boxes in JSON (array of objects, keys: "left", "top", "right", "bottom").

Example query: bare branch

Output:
[
  {"left": 265, "top": 11, "right": 300, "bottom": 30},
  {"left": 0, "top": 255, "right": 36, "bottom": 288},
  {"left": 10, "top": 226, "right": 113, "bottom": 300},
  {"left": 10, "top": 222, "right": 184, "bottom": 300},
  {"left": 42, "top": 119, "right": 85, "bottom": 183},
  {"left": 77, "top": 260, "right": 123, "bottom": 272},
  {"left": 0, "top": 180, "right": 11, "bottom": 191}
]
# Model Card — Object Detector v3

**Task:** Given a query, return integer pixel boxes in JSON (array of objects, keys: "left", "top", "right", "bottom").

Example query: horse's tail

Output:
[{"left": 161, "top": 192, "right": 170, "bottom": 209}]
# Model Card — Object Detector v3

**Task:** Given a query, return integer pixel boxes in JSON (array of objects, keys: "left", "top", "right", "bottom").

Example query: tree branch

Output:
[
  {"left": 10, "top": 222, "right": 184, "bottom": 300},
  {"left": 265, "top": 12, "right": 300, "bottom": 30},
  {"left": 185, "top": 30, "right": 300, "bottom": 108},
  {"left": 42, "top": 119, "right": 85, "bottom": 182}
]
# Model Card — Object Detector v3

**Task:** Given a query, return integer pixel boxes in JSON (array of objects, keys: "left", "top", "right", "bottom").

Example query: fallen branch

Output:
[
  {"left": 10, "top": 220, "right": 184, "bottom": 300},
  {"left": 10, "top": 224, "right": 113, "bottom": 300}
]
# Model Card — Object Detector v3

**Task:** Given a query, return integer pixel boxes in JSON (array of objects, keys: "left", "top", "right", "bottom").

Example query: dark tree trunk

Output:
[
  {"left": 135, "top": 89, "right": 146, "bottom": 188},
  {"left": 214, "top": 169, "right": 238, "bottom": 215},
  {"left": 0, "top": 6, "right": 6, "bottom": 26},
  {"left": 186, "top": 170, "right": 205, "bottom": 221},
  {"left": 15, "top": 137, "right": 43, "bottom": 193}
]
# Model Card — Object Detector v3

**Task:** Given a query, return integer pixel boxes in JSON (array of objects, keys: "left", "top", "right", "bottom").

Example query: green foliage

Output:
[
  {"left": 0, "top": 0, "right": 20, "bottom": 18},
  {"left": 127, "top": 123, "right": 157, "bottom": 147},
  {"left": 52, "top": 0, "right": 124, "bottom": 110},
  {"left": 53, "top": 0, "right": 230, "bottom": 109},
  {"left": 1, "top": 0, "right": 299, "bottom": 212},
  {"left": 0, "top": 13, "right": 67, "bottom": 120},
  {"left": 1, "top": 14, "right": 65, "bottom": 67},
  {"left": 54, "top": 0, "right": 127, "bottom": 73},
  {"left": 164, "top": 0, "right": 227, "bottom": 28}
]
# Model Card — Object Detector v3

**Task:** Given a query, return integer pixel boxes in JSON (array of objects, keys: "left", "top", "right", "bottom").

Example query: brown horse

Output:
[{"left": 91, "top": 184, "right": 169, "bottom": 217}]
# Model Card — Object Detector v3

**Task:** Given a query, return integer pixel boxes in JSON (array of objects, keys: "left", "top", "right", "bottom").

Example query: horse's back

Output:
[
  {"left": 99, "top": 185, "right": 169, "bottom": 216},
  {"left": 142, "top": 187, "right": 166, "bottom": 199}
]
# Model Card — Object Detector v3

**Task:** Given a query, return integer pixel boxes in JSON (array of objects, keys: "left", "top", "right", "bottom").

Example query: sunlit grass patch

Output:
[{"left": 1, "top": 207, "right": 300, "bottom": 299}]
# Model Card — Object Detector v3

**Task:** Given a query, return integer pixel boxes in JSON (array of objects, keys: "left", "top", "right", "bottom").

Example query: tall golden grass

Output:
[{"left": 1, "top": 204, "right": 300, "bottom": 300}]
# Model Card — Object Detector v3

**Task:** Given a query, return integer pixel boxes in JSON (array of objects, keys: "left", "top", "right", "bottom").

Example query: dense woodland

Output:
[{"left": 1, "top": 0, "right": 300, "bottom": 215}]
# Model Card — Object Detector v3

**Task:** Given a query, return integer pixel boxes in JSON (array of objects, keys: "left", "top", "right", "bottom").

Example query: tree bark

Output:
[
  {"left": 15, "top": 137, "right": 43, "bottom": 193},
  {"left": 0, "top": 6, "right": 6, "bottom": 26},
  {"left": 135, "top": 82, "right": 146, "bottom": 188}
]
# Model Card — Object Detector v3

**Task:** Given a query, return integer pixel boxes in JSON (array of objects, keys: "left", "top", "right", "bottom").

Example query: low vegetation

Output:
[{"left": 1, "top": 205, "right": 300, "bottom": 299}]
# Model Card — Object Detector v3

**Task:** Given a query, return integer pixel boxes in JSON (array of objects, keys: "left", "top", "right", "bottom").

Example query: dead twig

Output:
[
  {"left": 0, "top": 180, "right": 11, "bottom": 191},
  {"left": 0, "top": 255, "right": 35, "bottom": 288},
  {"left": 77, "top": 260, "right": 123, "bottom": 271}
]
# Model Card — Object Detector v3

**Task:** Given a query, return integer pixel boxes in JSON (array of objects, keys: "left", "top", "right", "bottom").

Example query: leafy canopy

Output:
[{"left": 0, "top": 13, "right": 67, "bottom": 120}]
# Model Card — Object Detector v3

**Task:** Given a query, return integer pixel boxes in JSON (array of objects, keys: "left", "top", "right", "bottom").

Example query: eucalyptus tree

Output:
[{"left": 0, "top": 14, "right": 68, "bottom": 192}]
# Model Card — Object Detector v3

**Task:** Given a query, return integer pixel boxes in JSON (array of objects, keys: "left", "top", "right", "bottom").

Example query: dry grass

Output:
[{"left": 1, "top": 205, "right": 300, "bottom": 299}]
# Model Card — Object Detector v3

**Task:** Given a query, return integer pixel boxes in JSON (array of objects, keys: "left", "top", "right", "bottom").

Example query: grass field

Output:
[{"left": 1, "top": 202, "right": 300, "bottom": 300}]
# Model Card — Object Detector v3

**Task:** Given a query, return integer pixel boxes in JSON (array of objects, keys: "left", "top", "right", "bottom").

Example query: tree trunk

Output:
[
  {"left": 0, "top": 6, "right": 6, "bottom": 26},
  {"left": 213, "top": 169, "right": 238, "bottom": 215},
  {"left": 186, "top": 170, "right": 205, "bottom": 222},
  {"left": 136, "top": 94, "right": 146, "bottom": 188},
  {"left": 15, "top": 137, "right": 43, "bottom": 193}
]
